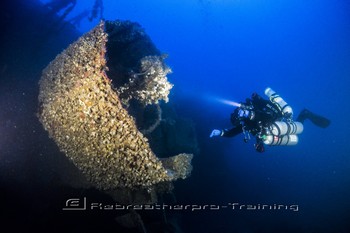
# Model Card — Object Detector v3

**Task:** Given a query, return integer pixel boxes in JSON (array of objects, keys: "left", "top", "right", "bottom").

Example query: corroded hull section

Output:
[{"left": 38, "top": 21, "right": 192, "bottom": 190}]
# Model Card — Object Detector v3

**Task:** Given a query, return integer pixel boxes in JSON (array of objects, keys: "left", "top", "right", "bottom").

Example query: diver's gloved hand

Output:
[{"left": 210, "top": 129, "right": 222, "bottom": 138}]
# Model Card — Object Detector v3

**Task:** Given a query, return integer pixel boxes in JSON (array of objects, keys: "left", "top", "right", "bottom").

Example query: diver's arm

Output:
[
  {"left": 210, "top": 127, "right": 243, "bottom": 138},
  {"left": 210, "top": 127, "right": 241, "bottom": 138},
  {"left": 221, "top": 127, "right": 243, "bottom": 137}
]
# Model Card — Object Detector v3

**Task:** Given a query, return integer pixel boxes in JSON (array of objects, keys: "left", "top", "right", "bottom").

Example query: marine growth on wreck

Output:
[{"left": 38, "top": 21, "right": 193, "bottom": 190}]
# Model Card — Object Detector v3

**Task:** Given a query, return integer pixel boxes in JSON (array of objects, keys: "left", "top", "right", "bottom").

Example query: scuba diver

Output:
[
  {"left": 210, "top": 87, "right": 331, "bottom": 152},
  {"left": 69, "top": 9, "right": 90, "bottom": 28},
  {"left": 44, "top": 0, "right": 77, "bottom": 20},
  {"left": 89, "top": 0, "right": 104, "bottom": 22}
]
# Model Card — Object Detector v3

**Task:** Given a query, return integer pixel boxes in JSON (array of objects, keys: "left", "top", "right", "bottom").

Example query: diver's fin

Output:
[{"left": 296, "top": 109, "right": 330, "bottom": 128}]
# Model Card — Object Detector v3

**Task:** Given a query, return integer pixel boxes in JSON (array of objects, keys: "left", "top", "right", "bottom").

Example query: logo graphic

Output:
[{"left": 62, "top": 197, "right": 87, "bottom": 210}]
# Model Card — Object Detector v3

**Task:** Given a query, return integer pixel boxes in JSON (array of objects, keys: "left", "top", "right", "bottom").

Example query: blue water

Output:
[
  {"left": 72, "top": 1, "right": 350, "bottom": 232},
  {"left": 2, "top": 0, "right": 350, "bottom": 232}
]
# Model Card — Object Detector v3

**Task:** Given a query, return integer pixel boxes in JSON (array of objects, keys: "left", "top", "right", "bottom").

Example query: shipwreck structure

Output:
[{"left": 38, "top": 21, "right": 195, "bottom": 195}]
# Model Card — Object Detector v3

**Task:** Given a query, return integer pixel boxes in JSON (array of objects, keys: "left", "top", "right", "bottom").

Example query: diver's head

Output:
[
  {"left": 238, "top": 102, "right": 255, "bottom": 120},
  {"left": 230, "top": 104, "right": 255, "bottom": 125},
  {"left": 238, "top": 108, "right": 255, "bottom": 120}
]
